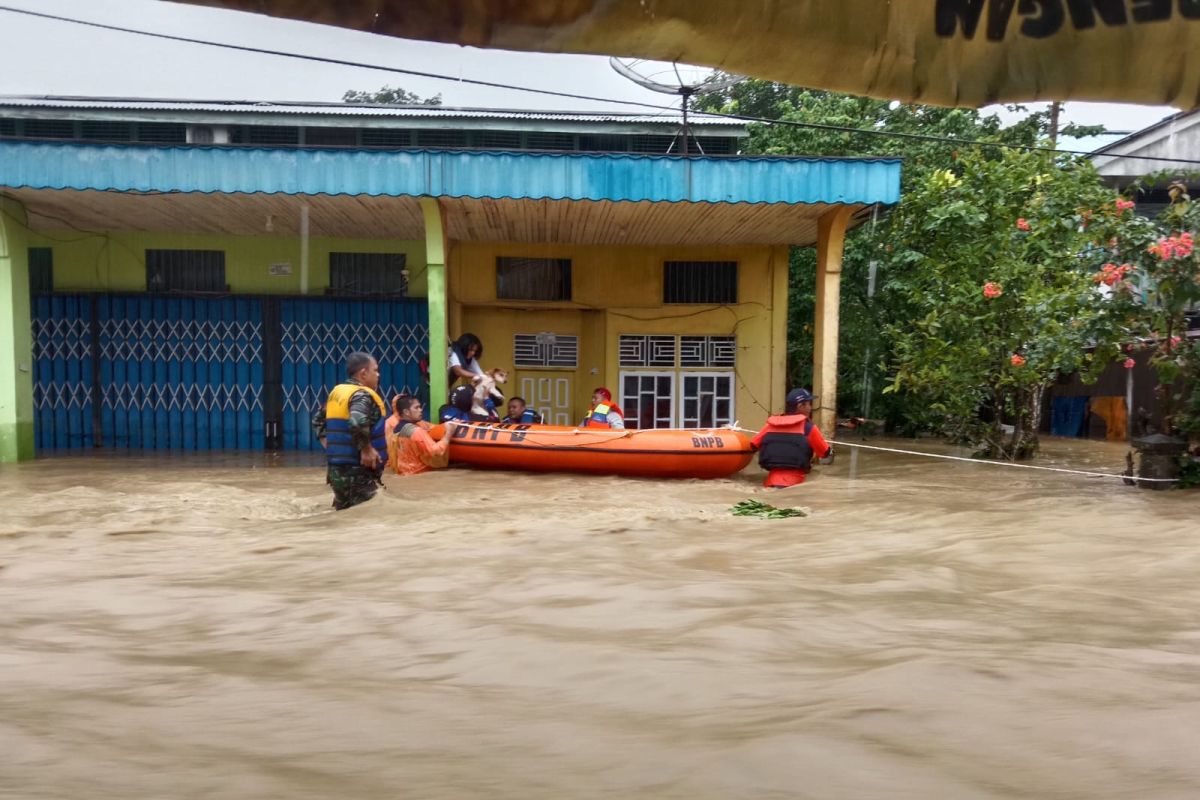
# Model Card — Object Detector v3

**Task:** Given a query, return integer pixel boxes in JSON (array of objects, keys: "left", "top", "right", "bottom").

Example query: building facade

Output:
[{"left": 0, "top": 97, "right": 899, "bottom": 460}]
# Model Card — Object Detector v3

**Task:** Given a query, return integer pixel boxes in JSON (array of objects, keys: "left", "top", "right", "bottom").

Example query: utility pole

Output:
[{"left": 1048, "top": 101, "right": 1062, "bottom": 148}]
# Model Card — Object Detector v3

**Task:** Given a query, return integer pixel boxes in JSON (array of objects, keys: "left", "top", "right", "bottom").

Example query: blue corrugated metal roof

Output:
[{"left": 0, "top": 141, "right": 900, "bottom": 206}]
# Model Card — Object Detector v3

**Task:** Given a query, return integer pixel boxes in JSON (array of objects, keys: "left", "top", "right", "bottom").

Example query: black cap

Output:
[{"left": 786, "top": 387, "right": 815, "bottom": 406}]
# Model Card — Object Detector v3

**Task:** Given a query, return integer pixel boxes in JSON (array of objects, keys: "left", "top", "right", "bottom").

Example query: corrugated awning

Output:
[
  {"left": 0, "top": 141, "right": 900, "bottom": 206},
  {"left": 1, "top": 142, "right": 899, "bottom": 246}
]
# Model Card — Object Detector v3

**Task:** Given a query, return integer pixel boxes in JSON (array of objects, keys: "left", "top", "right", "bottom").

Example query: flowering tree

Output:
[
  {"left": 882, "top": 148, "right": 1140, "bottom": 459},
  {"left": 1113, "top": 185, "right": 1200, "bottom": 437}
]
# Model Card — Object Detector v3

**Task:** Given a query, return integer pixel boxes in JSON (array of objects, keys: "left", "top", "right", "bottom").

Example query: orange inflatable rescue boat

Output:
[{"left": 429, "top": 422, "right": 753, "bottom": 479}]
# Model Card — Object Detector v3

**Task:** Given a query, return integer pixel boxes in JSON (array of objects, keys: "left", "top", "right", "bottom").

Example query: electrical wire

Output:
[{"left": 3, "top": 3, "right": 1200, "bottom": 166}]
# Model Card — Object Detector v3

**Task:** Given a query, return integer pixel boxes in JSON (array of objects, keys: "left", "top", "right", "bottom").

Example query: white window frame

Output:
[
  {"left": 677, "top": 370, "right": 736, "bottom": 429},
  {"left": 618, "top": 370, "right": 677, "bottom": 429}
]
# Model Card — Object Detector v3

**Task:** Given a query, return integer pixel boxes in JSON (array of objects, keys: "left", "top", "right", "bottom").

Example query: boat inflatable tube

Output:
[{"left": 429, "top": 422, "right": 753, "bottom": 479}]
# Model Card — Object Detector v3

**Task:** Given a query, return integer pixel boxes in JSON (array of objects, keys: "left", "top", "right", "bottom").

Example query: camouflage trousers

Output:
[{"left": 326, "top": 464, "right": 382, "bottom": 510}]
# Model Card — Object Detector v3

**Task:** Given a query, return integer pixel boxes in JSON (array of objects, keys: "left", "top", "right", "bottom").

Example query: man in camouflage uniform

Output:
[{"left": 312, "top": 351, "right": 388, "bottom": 510}]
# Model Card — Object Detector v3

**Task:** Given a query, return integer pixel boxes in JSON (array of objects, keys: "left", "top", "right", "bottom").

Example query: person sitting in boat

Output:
[
  {"left": 448, "top": 332, "right": 485, "bottom": 387},
  {"left": 388, "top": 395, "right": 458, "bottom": 476},
  {"left": 438, "top": 385, "right": 487, "bottom": 424},
  {"left": 580, "top": 387, "right": 625, "bottom": 430},
  {"left": 503, "top": 396, "right": 543, "bottom": 425},
  {"left": 750, "top": 387, "right": 831, "bottom": 488}
]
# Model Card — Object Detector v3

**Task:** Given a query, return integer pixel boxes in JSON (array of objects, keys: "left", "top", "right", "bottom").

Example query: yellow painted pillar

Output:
[
  {"left": 769, "top": 244, "right": 789, "bottom": 419},
  {"left": 419, "top": 198, "right": 448, "bottom": 413},
  {"left": 0, "top": 197, "right": 35, "bottom": 462},
  {"left": 813, "top": 207, "right": 853, "bottom": 434}
]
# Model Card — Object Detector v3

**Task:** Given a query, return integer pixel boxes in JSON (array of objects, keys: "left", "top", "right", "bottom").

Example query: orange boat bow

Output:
[{"left": 429, "top": 423, "right": 753, "bottom": 479}]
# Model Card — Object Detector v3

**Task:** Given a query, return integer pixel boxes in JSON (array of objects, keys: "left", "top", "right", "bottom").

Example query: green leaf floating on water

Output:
[{"left": 730, "top": 499, "right": 808, "bottom": 519}]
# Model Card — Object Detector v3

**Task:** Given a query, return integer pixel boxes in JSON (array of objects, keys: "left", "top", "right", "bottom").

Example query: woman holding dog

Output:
[{"left": 447, "top": 332, "right": 485, "bottom": 386}]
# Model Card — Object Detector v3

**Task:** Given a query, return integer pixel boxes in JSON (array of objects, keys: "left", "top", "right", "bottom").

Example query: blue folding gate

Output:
[
  {"left": 31, "top": 294, "right": 94, "bottom": 451},
  {"left": 31, "top": 293, "right": 427, "bottom": 453},
  {"left": 279, "top": 298, "right": 428, "bottom": 451}
]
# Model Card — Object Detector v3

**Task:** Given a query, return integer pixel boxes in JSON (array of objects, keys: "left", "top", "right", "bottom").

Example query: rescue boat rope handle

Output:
[
  {"left": 447, "top": 421, "right": 727, "bottom": 440},
  {"left": 725, "top": 425, "right": 1175, "bottom": 483}
]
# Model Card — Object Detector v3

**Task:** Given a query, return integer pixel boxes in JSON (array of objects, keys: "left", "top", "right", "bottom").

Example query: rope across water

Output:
[
  {"left": 724, "top": 425, "right": 1174, "bottom": 483},
  {"left": 446, "top": 420, "right": 1171, "bottom": 482}
]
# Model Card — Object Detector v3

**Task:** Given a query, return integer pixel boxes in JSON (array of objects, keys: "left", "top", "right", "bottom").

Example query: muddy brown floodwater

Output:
[{"left": 1, "top": 437, "right": 1198, "bottom": 799}]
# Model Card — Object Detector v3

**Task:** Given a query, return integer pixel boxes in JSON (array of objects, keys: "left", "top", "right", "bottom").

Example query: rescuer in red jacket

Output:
[{"left": 750, "top": 388, "right": 832, "bottom": 488}]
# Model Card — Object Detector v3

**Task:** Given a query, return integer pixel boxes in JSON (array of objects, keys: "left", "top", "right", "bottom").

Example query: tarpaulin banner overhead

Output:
[{"left": 178, "top": 0, "right": 1200, "bottom": 108}]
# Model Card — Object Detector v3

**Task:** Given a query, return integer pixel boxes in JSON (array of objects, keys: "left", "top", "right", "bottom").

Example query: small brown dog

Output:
[{"left": 471, "top": 368, "right": 508, "bottom": 417}]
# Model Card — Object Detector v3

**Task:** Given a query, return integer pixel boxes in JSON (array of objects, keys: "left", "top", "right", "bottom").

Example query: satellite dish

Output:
[{"left": 609, "top": 58, "right": 744, "bottom": 156}]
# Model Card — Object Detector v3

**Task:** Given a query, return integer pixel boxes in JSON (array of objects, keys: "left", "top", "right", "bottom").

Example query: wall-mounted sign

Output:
[{"left": 269, "top": 262, "right": 293, "bottom": 276}]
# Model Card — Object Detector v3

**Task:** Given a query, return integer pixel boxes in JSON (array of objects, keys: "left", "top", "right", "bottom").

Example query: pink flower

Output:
[
  {"left": 1151, "top": 233, "right": 1196, "bottom": 260},
  {"left": 1094, "top": 263, "right": 1131, "bottom": 286},
  {"left": 983, "top": 282, "right": 1003, "bottom": 299},
  {"left": 1010, "top": 354, "right": 1026, "bottom": 367},
  {"left": 1115, "top": 199, "right": 1136, "bottom": 212},
  {"left": 1016, "top": 218, "right": 1030, "bottom": 231},
  {"left": 1123, "top": 358, "right": 1136, "bottom": 369}
]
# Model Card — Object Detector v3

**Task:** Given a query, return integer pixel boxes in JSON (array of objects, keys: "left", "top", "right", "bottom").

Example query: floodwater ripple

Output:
[{"left": 1, "top": 438, "right": 1198, "bottom": 799}]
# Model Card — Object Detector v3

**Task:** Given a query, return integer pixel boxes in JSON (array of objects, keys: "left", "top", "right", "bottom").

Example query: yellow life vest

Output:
[{"left": 324, "top": 383, "right": 388, "bottom": 468}]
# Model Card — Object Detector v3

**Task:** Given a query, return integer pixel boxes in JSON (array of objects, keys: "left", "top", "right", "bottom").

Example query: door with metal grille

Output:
[
  {"left": 96, "top": 296, "right": 264, "bottom": 450},
  {"left": 32, "top": 293, "right": 426, "bottom": 453},
  {"left": 279, "top": 298, "right": 428, "bottom": 451},
  {"left": 32, "top": 293, "right": 264, "bottom": 450},
  {"left": 32, "top": 294, "right": 95, "bottom": 451}
]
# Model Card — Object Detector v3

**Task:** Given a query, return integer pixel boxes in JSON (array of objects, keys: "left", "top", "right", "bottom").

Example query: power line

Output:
[{"left": 2, "top": 3, "right": 1200, "bottom": 166}]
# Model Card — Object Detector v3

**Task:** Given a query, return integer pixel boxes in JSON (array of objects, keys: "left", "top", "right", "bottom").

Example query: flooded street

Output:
[{"left": 1, "top": 437, "right": 1198, "bottom": 799}]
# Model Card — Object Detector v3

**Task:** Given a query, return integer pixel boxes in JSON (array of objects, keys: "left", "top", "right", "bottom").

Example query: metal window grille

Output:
[
  {"left": 663, "top": 261, "right": 738, "bottom": 304},
  {"left": 578, "top": 134, "right": 629, "bottom": 152},
  {"left": 513, "top": 333, "right": 578, "bottom": 367},
  {"left": 81, "top": 121, "right": 133, "bottom": 142},
  {"left": 327, "top": 252, "right": 408, "bottom": 297},
  {"left": 630, "top": 134, "right": 675, "bottom": 154},
  {"left": 680, "top": 373, "right": 734, "bottom": 428},
  {"left": 23, "top": 119, "right": 75, "bottom": 139},
  {"left": 693, "top": 136, "right": 736, "bottom": 155},
  {"left": 136, "top": 123, "right": 187, "bottom": 144},
  {"left": 241, "top": 126, "right": 300, "bottom": 145},
  {"left": 473, "top": 131, "right": 521, "bottom": 149},
  {"left": 361, "top": 128, "right": 414, "bottom": 147},
  {"left": 620, "top": 371, "right": 676, "bottom": 429},
  {"left": 496, "top": 257, "right": 572, "bottom": 301},
  {"left": 680, "top": 335, "right": 736, "bottom": 368},
  {"left": 28, "top": 248, "right": 53, "bottom": 293},
  {"left": 526, "top": 132, "right": 575, "bottom": 151},
  {"left": 618, "top": 335, "right": 677, "bottom": 367},
  {"left": 146, "top": 249, "right": 227, "bottom": 293},
  {"left": 415, "top": 129, "right": 468, "bottom": 148},
  {"left": 305, "top": 127, "right": 359, "bottom": 146},
  {"left": 0, "top": 118, "right": 15, "bottom": 137}
]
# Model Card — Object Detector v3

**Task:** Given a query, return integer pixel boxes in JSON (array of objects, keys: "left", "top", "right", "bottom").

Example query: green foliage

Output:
[
  {"left": 700, "top": 83, "right": 1069, "bottom": 425},
  {"left": 342, "top": 85, "right": 443, "bottom": 105},
  {"left": 1177, "top": 455, "right": 1200, "bottom": 489},
  {"left": 1118, "top": 186, "right": 1200, "bottom": 437},
  {"left": 881, "top": 149, "right": 1140, "bottom": 458},
  {"left": 730, "top": 499, "right": 808, "bottom": 518}
]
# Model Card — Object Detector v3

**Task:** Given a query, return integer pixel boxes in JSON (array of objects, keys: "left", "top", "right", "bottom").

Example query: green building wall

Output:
[{"left": 24, "top": 229, "right": 429, "bottom": 297}]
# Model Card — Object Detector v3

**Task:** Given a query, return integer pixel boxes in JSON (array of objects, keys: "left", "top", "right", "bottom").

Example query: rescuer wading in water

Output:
[
  {"left": 311, "top": 351, "right": 388, "bottom": 510},
  {"left": 750, "top": 388, "right": 832, "bottom": 488}
]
